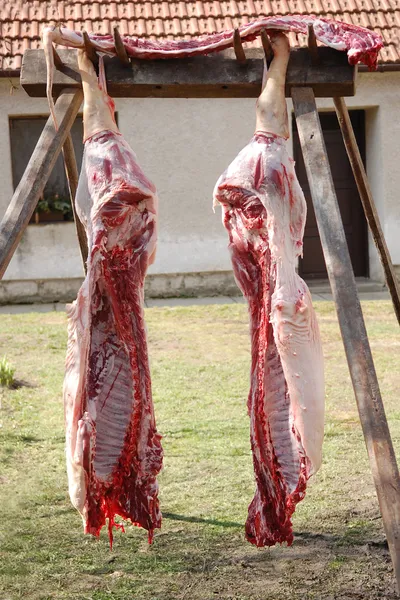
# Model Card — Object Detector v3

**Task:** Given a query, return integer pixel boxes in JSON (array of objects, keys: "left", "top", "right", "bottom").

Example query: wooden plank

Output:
[
  {"left": 21, "top": 47, "right": 356, "bottom": 99},
  {"left": 62, "top": 135, "right": 88, "bottom": 272},
  {"left": 334, "top": 96, "right": 400, "bottom": 325},
  {"left": 0, "top": 89, "right": 83, "bottom": 279},
  {"left": 292, "top": 86, "right": 400, "bottom": 592}
]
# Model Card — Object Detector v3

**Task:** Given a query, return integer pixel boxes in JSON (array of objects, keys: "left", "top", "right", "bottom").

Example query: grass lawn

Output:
[{"left": 0, "top": 300, "right": 399, "bottom": 600}]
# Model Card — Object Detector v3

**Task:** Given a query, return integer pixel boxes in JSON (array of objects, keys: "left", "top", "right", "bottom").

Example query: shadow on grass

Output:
[
  {"left": 9, "top": 378, "right": 36, "bottom": 390},
  {"left": 1, "top": 432, "right": 44, "bottom": 444},
  {"left": 163, "top": 512, "right": 242, "bottom": 529}
]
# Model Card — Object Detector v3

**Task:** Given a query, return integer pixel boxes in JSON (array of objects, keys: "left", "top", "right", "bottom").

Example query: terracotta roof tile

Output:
[{"left": 0, "top": 0, "right": 398, "bottom": 71}]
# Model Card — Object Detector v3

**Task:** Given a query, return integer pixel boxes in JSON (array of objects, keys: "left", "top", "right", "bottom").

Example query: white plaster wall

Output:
[
  {"left": 312, "top": 71, "right": 400, "bottom": 281},
  {"left": 116, "top": 96, "right": 256, "bottom": 275},
  {"left": 0, "top": 71, "right": 399, "bottom": 284},
  {"left": 0, "top": 81, "right": 85, "bottom": 280}
]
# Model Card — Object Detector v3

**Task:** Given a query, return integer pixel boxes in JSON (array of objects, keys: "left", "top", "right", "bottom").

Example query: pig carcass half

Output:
[
  {"left": 64, "top": 55, "right": 163, "bottom": 545},
  {"left": 214, "top": 131, "right": 325, "bottom": 547}
]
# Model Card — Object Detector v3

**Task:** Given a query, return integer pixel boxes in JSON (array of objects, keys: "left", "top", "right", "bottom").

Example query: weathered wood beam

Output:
[
  {"left": 292, "top": 86, "right": 400, "bottom": 592},
  {"left": 0, "top": 88, "right": 83, "bottom": 279},
  {"left": 334, "top": 96, "right": 400, "bottom": 325},
  {"left": 62, "top": 135, "right": 88, "bottom": 272},
  {"left": 21, "top": 47, "right": 357, "bottom": 99}
]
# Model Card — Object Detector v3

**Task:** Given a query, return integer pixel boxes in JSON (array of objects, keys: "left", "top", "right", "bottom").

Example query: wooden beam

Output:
[
  {"left": 21, "top": 47, "right": 357, "bottom": 99},
  {"left": 292, "top": 86, "right": 400, "bottom": 592},
  {"left": 0, "top": 88, "right": 83, "bottom": 279},
  {"left": 62, "top": 135, "right": 88, "bottom": 272},
  {"left": 334, "top": 96, "right": 400, "bottom": 325}
]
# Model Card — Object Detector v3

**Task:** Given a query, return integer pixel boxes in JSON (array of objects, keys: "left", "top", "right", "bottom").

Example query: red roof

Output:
[{"left": 0, "top": 0, "right": 399, "bottom": 71}]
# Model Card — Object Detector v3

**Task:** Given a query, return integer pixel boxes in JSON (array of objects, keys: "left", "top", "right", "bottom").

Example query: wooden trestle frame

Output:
[{"left": 1, "top": 27, "right": 400, "bottom": 590}]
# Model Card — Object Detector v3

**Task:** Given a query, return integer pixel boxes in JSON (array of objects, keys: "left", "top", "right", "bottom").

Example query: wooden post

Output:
[
  {"left": 334, "top": 96, "right": 400, "bottom": 325},
  {"left": 62, "top": 135, "right": 88, "bottom": 272},
  {"left": 292, "top": 86, "right": 400, "bottom": 592},
  {"left": 0, "top": 88, "right": 83, "bottom": 279}
]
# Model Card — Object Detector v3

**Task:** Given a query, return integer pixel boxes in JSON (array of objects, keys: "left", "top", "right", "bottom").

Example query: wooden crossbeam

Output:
[
  {"left": 21, "top": 47, "right": 357, "bottom": 99},
  {"left": 292, "top": 86, "right": 400, "bottom": 592},
  {"left": 0, "top": 89, "right": 83, "bottom": 279}
]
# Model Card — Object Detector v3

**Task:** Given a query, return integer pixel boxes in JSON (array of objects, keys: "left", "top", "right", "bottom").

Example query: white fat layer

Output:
[
  {"left": 214, "top": 134, "right": 325, "bottom": 486},
  {"left": 63, "top": 54, "right": 159, "bottom": 521},
  {"left": 261, "top": 143, "right": 324, "bottom": 474}
]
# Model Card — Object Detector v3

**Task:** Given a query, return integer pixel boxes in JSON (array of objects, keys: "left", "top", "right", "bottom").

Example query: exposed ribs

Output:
[
  {"left": 64, "top": 56, "right": 162, "bottom": 545},
  {"left": 214, "top": 131, "right": 325, "bottom": 546}
]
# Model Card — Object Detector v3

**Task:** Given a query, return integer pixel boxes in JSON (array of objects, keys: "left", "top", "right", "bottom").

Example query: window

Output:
[{"left": 9, "top": 115, "right": 85, "bottom": 223}]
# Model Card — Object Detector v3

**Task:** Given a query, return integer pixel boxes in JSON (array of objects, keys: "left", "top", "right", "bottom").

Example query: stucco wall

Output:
[
  {"left": 0, "top": 70, "right": 399, "bottom": 296},
  {"left": 311, "top": 71, "right": 400, "bottom": 282}
]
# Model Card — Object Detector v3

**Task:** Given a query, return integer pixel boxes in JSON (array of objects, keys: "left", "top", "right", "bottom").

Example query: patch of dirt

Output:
[{"left": 172, "top": 534, "right": 396, "bottom": 600}]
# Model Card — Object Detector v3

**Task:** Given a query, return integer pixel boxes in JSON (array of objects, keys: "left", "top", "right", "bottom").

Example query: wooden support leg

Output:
[
  {"left": 292, "top": 86, "right": 400, "bottom": 592},
  {"left": 334, "top": 96, "right": 400, "bottom": 325},
  {"left": 0, "top": 88, "right": 83, "bottom": 279},
  {"left": 62, "top": 135, "right": 88, "bottom": 272}
]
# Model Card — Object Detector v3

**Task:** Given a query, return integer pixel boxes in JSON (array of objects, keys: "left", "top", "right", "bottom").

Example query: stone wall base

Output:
[
  {"left": 0, "top": 271, "right": 239, "bottom": 305},
  {"left": 0, "top": 269, "right": 395, "bottom": 305}
]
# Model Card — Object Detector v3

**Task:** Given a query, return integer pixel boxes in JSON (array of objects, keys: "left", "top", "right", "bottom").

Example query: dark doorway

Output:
[{"left": 293, "top": 110, "right": 368, "bottom": 279}]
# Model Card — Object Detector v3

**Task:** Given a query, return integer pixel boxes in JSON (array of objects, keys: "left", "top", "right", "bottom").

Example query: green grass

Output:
[
  {"left": 0, "top": 301, "right": 399, "bottom": 599},
  {"left": 0, "top": 356, "right": 15, "bottom": 388}
]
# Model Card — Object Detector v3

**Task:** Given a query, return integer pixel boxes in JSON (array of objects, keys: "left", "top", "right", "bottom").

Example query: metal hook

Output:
[
  {"left": 260, "top": 29, "right": 274, "bottom": 67},
  {"left": 233, "top": 29, "right": 247, "bottom": 65},
  {"left": 113, "top": 27, "right": 130, "bottom": 67},
  {"left": 82, "top": 30, "right": 98, "bottom": 66},
  {"left": 307, "top": 24, "right": 320, "bottom": 66}
]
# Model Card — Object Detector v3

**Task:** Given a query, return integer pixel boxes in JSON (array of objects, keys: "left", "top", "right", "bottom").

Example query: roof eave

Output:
[{"left": 0, "top": 70, "right": 20, "bottom": 78}]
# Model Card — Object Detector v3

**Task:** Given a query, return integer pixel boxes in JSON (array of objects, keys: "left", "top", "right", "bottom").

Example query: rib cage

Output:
[
  {"left": 214, "top": 131, "right": 324, "bottom": 547},
  {"left": 64, "top": 129, "right": 163, "bottom": 545}
]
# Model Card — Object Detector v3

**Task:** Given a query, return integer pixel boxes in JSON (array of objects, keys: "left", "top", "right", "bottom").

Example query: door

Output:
[{"left": 293, "top": 111, "right": 368, "bottom": 279}]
